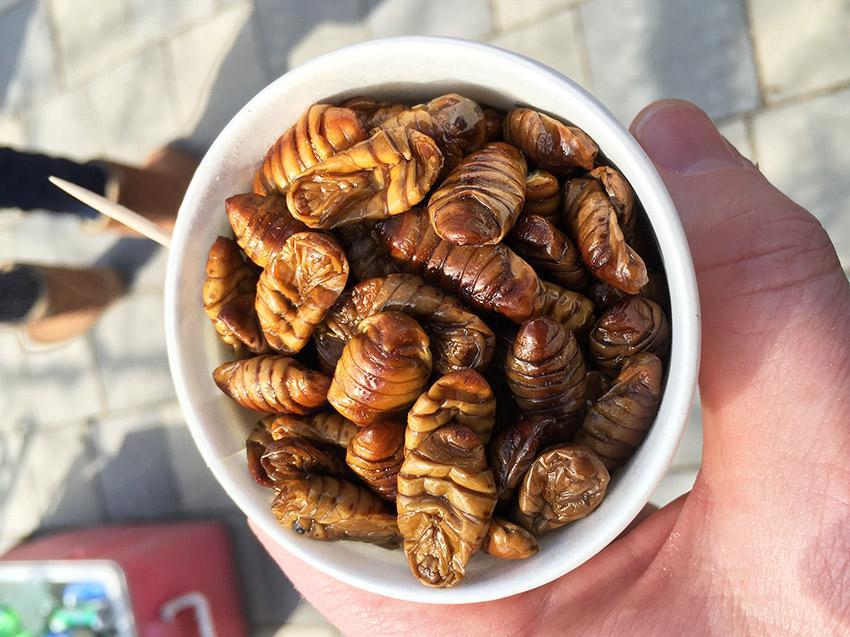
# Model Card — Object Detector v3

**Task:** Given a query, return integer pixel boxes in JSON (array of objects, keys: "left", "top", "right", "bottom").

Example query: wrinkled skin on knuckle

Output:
[
  {"left": 575, "top": 353, "right": 663, "bottom": 470},
  {"left": 225, "top": 193, "right": 307, "bottom": 268},
  {"left": 256, "top": 231, "right": 349, "bottom": 354},
  {"left": 327, "top": 312, "right": 432, "bottom": 425},
  {"left": 515, "top": 445, "right": 610, "bottom": 534},
  {"left": 254, "top": 104, "right": 367, "bottom": 196},
  {"left": 397, "top": 424, "right": 497, "bottom": 587},
  {"left": 428, "top": 142, "right": 527, "bottom": 246},
  {"left": 286, "top": 128, "right": 443, "bottom": 229}
]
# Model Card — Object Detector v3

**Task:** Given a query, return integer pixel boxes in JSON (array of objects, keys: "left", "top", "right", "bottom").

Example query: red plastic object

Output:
[{"left": 2, "top": 522, "right": 247, "bottom": 637}]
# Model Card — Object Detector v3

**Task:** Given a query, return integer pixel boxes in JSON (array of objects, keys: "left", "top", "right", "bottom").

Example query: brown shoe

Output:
[
  {"left": 21, "top": 265, "right": 125, "bottom": 347},
  {"left": 88, "top": 145, "right": 199, "bottom": 236}
]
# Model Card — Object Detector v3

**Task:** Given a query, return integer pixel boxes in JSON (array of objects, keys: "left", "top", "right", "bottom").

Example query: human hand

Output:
[{"left": 251, "top": 100, "right": 850, "bottom": 636}]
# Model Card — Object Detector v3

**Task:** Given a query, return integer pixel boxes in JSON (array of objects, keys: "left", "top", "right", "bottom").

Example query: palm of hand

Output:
[{"left": 252, "top": 101, "right": 850, "bottom": 637}]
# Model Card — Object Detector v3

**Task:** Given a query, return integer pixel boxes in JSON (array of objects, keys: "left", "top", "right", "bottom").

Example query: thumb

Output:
[{"left": 630, "top": 100, "right": 850, "bottom": 483}]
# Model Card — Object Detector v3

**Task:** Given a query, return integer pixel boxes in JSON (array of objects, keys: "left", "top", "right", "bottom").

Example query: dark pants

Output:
[
  {"left": 0, "top": 147, "right": 108, "bottom": 218},
  {"left": 0, "top": 148, "right": 110, "bottom": 321}
]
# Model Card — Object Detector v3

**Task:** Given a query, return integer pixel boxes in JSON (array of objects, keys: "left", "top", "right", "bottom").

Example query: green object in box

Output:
[
  {"left": 0, "top": 606, "right": 22, "bottom": 637},
  {"left": 47, "top": 605, "right": 104, "bottom": 633}
]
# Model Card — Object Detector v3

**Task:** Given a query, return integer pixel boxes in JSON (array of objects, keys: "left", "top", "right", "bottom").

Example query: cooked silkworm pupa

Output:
[{"left": 206, "top": 93, "right": 671, "bottom": 589}]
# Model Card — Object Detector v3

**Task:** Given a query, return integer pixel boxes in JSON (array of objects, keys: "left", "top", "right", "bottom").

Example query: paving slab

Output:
[
  {"left": 24, "top": 334, "right": 105, "bottom": 426},
  {"left": 159, "top": 401, "right": 236, "bottom": 514},
  {"left": 90, "top": 291, "right": 175, "bottom": 412},
  {"left": 93, "top": 406, "right": 182, "bottom": 521},
  {"left": 0, "top": 426, "right": 43, "bottom": 552},
  {"left": 752, "top": 87, "right": 850, "bottom": 274},
  {"left": 26, "top": 419, "right": 106, "bottom": 531},
  {"left": 580, "top": 0, "right": 760, "bottom": 123},
  {"left": 491, "top": 0, "right": 579, "bottom": 31},
  {"left": 366, "top": 0, "right": 492, "bottom": 39},
  {"left": 222, "top": 513, "right": 301, "bottom": 627},
  {"left": 0, "top": 0, "right": 58, "bottom": 111},
  {"left": 24, "top": 84, "right": 105, "bottom": 161},
  {"left": 87, "top": 46, "right": 181, "bottom": 164},
  {"left": 167, "top": 3, "right": 269, "bottom": 153},
  {"left": 749, "top": 0, "right": 850, "bottom": 103},
  {"left": 254, "top": 0, "right": 366, "bottom": 75},
  {"left": 49, "top": 0, "right": 137, "bottom": 87},
  {"left": 488, "top": 7, "right": 588, "bottom": 87},
  {"left": 0, "top": 112, "right": 26, "bottom": 146}
]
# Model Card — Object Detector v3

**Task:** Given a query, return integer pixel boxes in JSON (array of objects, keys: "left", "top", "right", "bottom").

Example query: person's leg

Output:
[
  {"left": 0, "top": 145, "right": 198, "bottom": 233},
  {"left": 0, "top": 263, "right": 124, "bottom": 345},
  {"left": 0, "top": 147, "right": 107, "bottom": 218}
]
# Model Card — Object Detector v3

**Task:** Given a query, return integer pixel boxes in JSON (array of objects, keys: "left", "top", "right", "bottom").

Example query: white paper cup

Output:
[{"left": 165, "top": 36, "right": 700, "bottom": 604}]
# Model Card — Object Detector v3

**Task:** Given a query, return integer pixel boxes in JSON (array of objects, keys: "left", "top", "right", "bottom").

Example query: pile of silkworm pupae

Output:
[{"left": 203, "top": 93, "right": 671, "bottom": 588}]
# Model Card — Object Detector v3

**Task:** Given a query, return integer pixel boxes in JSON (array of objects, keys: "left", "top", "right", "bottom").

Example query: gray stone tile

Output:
[
  {"left": 25, "top": 419, "right": 106, "bottom": 530},
  {"left": 0, "top": 0, "right": 59, "bottom": 111},
  {"left": 24, "top": 334, "right": 105, "bottom": 425},
  {"left": 718, "top": 116, "right": 755, "bottom": 162},
  {"left": 488, "top": 7, "right": 588, "bottom": 86},
  {"left": 0, "top": 112, "right": 27, "bottom": 147},
  {"left": 93, "top": 406, "right": 182, "bottom": 521},
  {"left": 366, "top": 0, "right": 492, "bottom": 39},
  {"left": 127, "top": 243, "right": 168, "bottom": 293},
  {"left": 91, "top": 291, "right": 175, "bottom": 412},
  {"left": 158, "top": 401, "right": 235, "bottom": 514},
  {"left": 650, "top": 466, "right": 697, "bottom": 507},
  {"left": 0, "top": 427, "right": 42, "bottom": 552},
  {"left": 580, "top": 0, "right": 760, "bottom": 123},
  {"left": 222, "top": 513, "right": 301, "bottom": 627},
  {"left": 49, "top": 0, "right": 137, "bottom": 86},
  {"left": 166, "top": 3, "right": 269, "bottom": 153},
  {"left": 0, "top": 212, "right": 116, "bottom": 270},
  {"left": 491, "top": 0, "right": 579, "bottom": 31},
  {"left": 749, "top": 0, "right": 850, "bottom": 103},
  {"left": 752, "top": 87, "right": 850, "bottom": 274},
  {"left": 25, "top": 85, "right": 106, "bottom": 161},
  {"left": 254, "top": 0, "right": 366, "bottom": 75},
  {"left": 0, "top": 328, "right": 35, "bottom": 430},
  {"left": 87, "top": 47, "right": 181, "bottom": 164},
  {"left": 127, "top": 0, "right": 216, "bottom": 43}
]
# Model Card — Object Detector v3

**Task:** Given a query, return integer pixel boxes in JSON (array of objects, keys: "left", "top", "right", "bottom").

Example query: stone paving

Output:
[{"left": 0, "top": 0, "right": 848, "bottom": 634}]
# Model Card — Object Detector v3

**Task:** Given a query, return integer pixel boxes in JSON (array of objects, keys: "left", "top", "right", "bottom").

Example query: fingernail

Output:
[{"left": 631, "top": 100, "right": 746, "bottom": 175}]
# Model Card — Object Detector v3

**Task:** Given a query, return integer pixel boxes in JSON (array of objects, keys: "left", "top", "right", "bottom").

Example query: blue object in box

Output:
[{"left": 60, "top": 584, "right": 107, "bottom": 609}]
